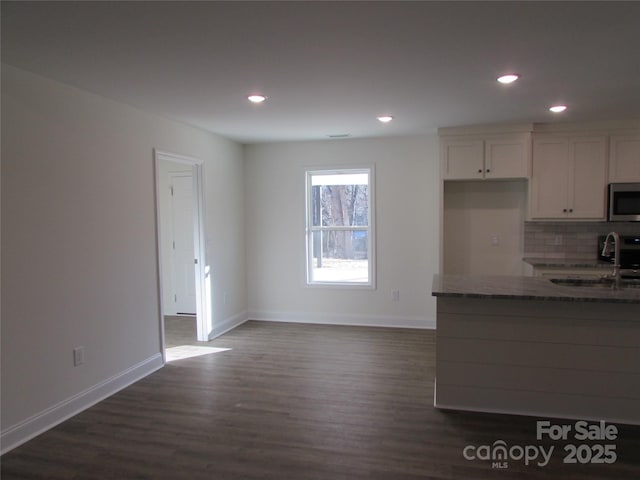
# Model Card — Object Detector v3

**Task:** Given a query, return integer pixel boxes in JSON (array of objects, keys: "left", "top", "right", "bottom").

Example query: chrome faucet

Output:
[{"left": 602, "top": 231, "right": 621, "bottom": 288}]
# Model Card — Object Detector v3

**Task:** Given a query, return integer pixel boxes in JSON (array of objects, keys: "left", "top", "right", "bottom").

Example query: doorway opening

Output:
[{"left": 154, "top": 150, "right": 211, "bottom": 360}]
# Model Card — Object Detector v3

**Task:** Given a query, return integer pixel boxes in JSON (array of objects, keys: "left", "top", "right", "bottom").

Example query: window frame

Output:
[{"left": 304, "top": 166, "right": 376, "bottom": 288}]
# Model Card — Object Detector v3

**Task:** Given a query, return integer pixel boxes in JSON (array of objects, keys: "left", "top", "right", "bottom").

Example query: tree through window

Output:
[{"left": 306, "top": 168, "right": 374, "bottom": 286}]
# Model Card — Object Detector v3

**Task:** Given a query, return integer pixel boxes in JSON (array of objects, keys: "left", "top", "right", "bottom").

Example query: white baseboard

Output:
[
  {"left": 0, "top": 353, "right": 164, "bottom": 455},
  {"left": 208, "top": 310, "right": 249, "bottom": 340},
  {"left": 248, "top": 309, "right": 436, "bottom": 329}
]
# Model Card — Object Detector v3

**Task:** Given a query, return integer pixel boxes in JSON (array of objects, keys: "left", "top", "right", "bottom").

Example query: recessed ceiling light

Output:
[
  {"left": 247, "top": 94, "right": 267, "bottom": 104},
  {"left": 549, "top": 105, "right": 568, "bottom": 113},
  {"left": 377, "top": 115, "right": 394, "bottom": 123},
  {"left": 497, "top": 74, "right": 520, "bottom": 84}
]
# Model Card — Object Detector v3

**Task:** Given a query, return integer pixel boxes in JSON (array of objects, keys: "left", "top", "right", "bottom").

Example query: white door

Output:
[{"left": 169, "top": 173, "right": 197, "bottom": 315}]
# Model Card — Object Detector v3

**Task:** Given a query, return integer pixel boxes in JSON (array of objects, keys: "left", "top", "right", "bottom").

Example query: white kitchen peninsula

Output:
[{"left": 431, "top": 274, "right": 640, "bottom": 425}]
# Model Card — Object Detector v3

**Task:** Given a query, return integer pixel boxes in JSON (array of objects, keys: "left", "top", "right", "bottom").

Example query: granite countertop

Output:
[
  {"left": 523, "top": 257, "right": 613, "bottom": 269},
  {"left": 432, "top": 274, "right": 640, "bottom": 304}
]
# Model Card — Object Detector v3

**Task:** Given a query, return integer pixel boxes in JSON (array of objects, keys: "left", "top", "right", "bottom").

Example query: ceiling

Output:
[{"left": 2, "top": 1, "right": 639, "bottom": 144}]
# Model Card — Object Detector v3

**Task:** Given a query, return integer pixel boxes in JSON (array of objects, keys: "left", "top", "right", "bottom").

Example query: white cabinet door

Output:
[
  {"left": 570, "top": 136, "right": 608, "bottom": 219},
  {"left": 484, "top": 135, "right": 530, "bottom": 179},
  {"left": 531, "top": 137, "right": 570, "bottom": 218},
  {"left": 609, "top": 135, "right": 640, "bottom": 182},
  {"left": 530, "top": 135, "right": 607, "bottom": 220},
  {"left": 441, "top": 139, "right": 484, "bottom": 179},
  {"left": 441, "top": 134, "right": 530, "bottom": 180}
]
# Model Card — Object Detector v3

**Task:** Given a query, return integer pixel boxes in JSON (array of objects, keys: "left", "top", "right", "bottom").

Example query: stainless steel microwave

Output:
[{"left": 609, "top": 183, "right": 640, "bottom": 221}]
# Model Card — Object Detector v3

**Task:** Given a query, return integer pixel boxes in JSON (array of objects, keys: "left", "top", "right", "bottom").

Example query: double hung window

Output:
[{"left": 305, "top": 168, "right": 374, "bottom": 286}]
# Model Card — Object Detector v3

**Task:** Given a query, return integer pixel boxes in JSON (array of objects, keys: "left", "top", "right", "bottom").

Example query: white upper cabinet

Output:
[
  {"left": 530, "top": 137, "right": 569, "bottom": 218},
  {"left": 441, "top": 133, "right": 530, "bottom": 180},
  {"left": 440, "top": 139, "right": 484, "bottom": 179},
  {"left": 484, "top": 137, "right": 531, "bottom": 179},
  {"left": 530, "top": 135, "right": 608, "bottom": 220},
  {"left": 609, "top": 135, "right": 640, "bottom": 182}
]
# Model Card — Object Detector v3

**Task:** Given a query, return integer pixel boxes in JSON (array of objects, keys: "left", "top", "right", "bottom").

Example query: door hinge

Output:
[
  {"left": 174, "top": 294, "right": 177, "bottom": 302},
  {"left": 170, "top": 185, "right": 174, "bottom": 196},
  {"left": 173, "top": 241, "right": 176, "bottom": 250},
  {"left": 194, "top": 258, "right": 198, "bottom": 264}
]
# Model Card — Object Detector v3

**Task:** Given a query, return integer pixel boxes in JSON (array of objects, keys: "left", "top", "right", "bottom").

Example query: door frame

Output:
[{"left": 154, "top": 150, "right": 209, "bottom": 359}]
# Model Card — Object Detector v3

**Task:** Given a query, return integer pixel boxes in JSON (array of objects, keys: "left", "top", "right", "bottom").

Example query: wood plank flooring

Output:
[
  {"left": 2, "top": 320, "right": 639, "bottom": 479},
  {"left": 163, "top": 315, "right": 201, "bottom": 347}
]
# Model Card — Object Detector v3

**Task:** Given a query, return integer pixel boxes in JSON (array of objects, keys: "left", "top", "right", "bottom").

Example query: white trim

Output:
[
  {"left": 154, "top": 149, "right": 203, "bottom": 166},
  {"left": 152, "top": 153, "right": 168, "bottom": 360},
  {"left": 438, "top": 123, "right": 534, "bottom": 137},
  {"left": 0, "top": 353, "right": 163, "bottom": 455},
  {"left": 208, "top": 310, "right": 250, "bottom": 340},
  {"left": 191, "top": 163, "right": 209, "bottom": 341},
  {"left": 437, "top": 120, "right": 640, "bottom": 137},
  {"left": 248, "top": 310, "right": 435, "bottom": 329}
]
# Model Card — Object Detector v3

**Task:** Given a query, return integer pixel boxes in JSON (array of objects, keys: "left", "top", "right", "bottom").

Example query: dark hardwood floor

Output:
[
  {"left": 164, "top": 315, "right": 201, "bottom": 347},
  {"left": 2, "top": 320, "right": 639, "bottom": 479}
]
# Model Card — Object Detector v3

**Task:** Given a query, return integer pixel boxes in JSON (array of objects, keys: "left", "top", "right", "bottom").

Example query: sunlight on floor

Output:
[{"left": 165, "top": 345, "right": 231, "bottom": 362}]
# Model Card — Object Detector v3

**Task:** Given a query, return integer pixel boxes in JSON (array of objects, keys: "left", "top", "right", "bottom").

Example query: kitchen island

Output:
[{"left": 431, "top": 274, "right": 640, "bottom": 425}]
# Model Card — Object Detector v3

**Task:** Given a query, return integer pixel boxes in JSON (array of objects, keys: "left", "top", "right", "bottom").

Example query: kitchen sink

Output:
[{"left": 549, "top": 277, "right": 640, "bottom": 289}]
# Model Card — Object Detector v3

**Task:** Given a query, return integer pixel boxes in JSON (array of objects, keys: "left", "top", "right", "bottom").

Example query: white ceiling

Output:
[{"left": 2, "top": 1, "right": 639, "bottom": 144}]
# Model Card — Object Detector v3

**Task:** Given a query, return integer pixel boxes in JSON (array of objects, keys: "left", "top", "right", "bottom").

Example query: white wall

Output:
[
  {"left": 0, "top": 65, "right": 247, "bottom": 452},
  {"left": 244, "top": 135, "right": 440, "bottom": 328},
  {"left": 443, "top": 180, "right": 527, "bottom": 275},
  {"left": 202, "top": 141, "right": 247, "bottom": 337}
]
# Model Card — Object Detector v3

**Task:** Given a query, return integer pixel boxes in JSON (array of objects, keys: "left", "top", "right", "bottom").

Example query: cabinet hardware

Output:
[
  {"left": 486, "top": 169, "right": 491, "bottom": 173},
  {"left": 477, "top": 169, "right": 482, "bottom": 173},
  {"left": 563, "top": 209, "right": 567, "bottom": 213}
]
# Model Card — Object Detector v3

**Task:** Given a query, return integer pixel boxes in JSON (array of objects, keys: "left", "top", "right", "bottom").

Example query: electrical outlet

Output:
[
  {"left": 491, "top": 234, "right": 500, "bottom": 246},
  {"left": 73, "top": 347, "right": 85, "bottom": 367},
  {"left": 392, "top": 290, "right": 400, "bottom": 301}
]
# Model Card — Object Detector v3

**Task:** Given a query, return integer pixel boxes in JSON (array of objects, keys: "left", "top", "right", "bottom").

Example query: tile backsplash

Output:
[{"left": 524, "top": 222, "right": 640, "bottom": 259}]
